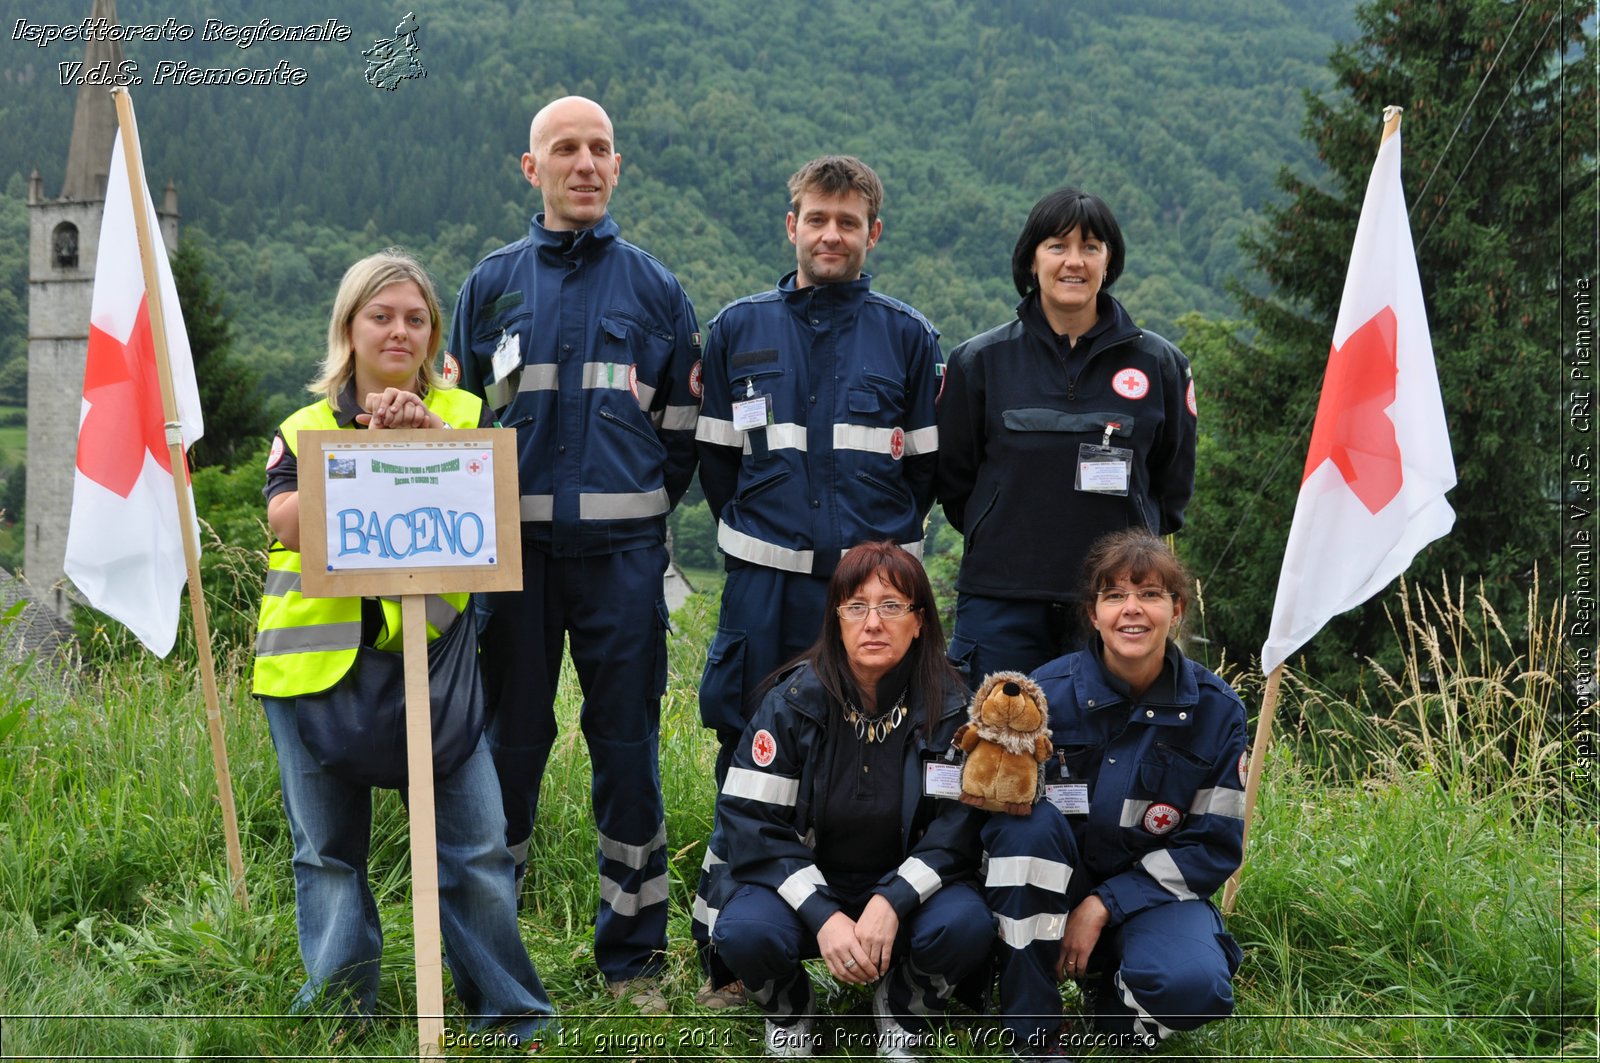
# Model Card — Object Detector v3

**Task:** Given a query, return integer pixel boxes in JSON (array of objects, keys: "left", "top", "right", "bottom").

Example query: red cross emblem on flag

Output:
[{"left": 1142, "top": 802, "right": 1181, "bottom": 835}]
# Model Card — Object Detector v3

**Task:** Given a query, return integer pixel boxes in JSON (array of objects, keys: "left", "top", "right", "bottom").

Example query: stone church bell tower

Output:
[{"left": 25, "top": 0, "right": 178, "bottom": 616}]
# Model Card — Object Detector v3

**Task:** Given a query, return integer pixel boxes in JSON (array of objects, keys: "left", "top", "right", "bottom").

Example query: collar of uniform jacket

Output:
[
  {"left": 776, "top": 270, "right": 873, "bottom": 316},
  {"left": 530, "top": 211, "right": 619, "bottom": 262},
  {"left": 1015, "top": 289, "right": 1141, "bottom": 352},
  {"left": 1076, "top": 640, "right": 1197, "bottom": 726}
]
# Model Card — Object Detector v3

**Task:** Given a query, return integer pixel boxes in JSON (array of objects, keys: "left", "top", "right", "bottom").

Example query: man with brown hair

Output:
[{"left": 690, "top": 156, "right": 944, "bottom": 1010}]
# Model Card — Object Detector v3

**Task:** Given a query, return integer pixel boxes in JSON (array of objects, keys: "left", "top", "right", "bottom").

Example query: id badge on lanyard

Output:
[{"left": 1077, "top": 422, "right": 1132, "bottom": 496}]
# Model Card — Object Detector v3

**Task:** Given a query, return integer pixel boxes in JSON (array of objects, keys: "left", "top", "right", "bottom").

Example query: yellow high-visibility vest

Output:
[{"left": 252, "top": 387, "right": 484, "bottom": 698}]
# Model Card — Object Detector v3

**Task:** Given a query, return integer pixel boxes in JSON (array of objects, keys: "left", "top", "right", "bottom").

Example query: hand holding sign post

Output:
[{"left": 298, "top": 427, "right": 520, "bottom": 1058}]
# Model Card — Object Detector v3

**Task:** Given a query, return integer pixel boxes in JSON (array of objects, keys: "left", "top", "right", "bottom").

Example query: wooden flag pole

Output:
[
  {"left": 109, "top": 88, "right": 249, "bottom": 909},
  {"left": 1222, "top": 663, "right": 1283, "bottom": 915},
  {"left": 1226, "top": 107, "right": 1405, "bottom": 917},
  {"left": 401, "top": 595, "right": 446, "bottom": 1058}
]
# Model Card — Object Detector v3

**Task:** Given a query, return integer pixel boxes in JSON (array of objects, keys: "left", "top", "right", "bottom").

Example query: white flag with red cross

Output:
[
  {"left": 1261, "top": 121, "right": 1455, "bottom": 675},
  {"left": 63, "top": 128, "right": 203, "bottom": 657}
]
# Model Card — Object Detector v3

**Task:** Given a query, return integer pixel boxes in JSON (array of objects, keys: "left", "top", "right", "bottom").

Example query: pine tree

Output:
[{"left": 1184, "top": 0, "right": 1596, "bottom": 677}]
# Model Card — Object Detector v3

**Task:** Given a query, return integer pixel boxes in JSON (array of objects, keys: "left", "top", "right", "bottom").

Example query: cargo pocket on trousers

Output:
[
  {"left": 653, "top": 598, "right": 672, "bottom": 700},
  {"left": 700, "top": 626, "right": 748, "bottom": 733}
]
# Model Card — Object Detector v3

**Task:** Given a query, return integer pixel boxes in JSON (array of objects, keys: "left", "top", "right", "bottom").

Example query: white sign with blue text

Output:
[{"left": 320, "top": 441, "right": 499, "bottom": 571}]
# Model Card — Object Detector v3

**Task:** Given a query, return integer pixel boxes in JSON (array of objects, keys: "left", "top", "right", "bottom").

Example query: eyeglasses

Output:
[
  {"left": 1096, "top": 589, "right": 1175, "bottom": 606},
  {"left": 836, "top": 600, "right": 917, "bottom": 621}
]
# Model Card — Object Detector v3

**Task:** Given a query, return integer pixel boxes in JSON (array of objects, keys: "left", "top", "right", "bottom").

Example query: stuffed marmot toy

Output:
[{"left": 952, "top": 671, "right": 1052, "bottom": 815}]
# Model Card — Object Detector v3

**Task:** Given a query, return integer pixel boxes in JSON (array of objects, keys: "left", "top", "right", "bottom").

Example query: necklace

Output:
[{"left": 841, "top": 691, "right": 909, "bottom": 743}]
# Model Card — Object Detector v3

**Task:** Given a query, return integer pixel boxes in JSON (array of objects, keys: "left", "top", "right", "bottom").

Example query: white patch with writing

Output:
[
  {"left": 266, "top": 434, "right": 285, "bottom": 470},
  {"left": 1142, "top": 802, "right": 1181, "bottom": 835},
  {"left": 689, "top": 360, "right": 704, "bottom": 398},
  {"left": 889, "top": 426, "right": 905, "bottom": 461},
  {"left": 751, "top": 728, "right": 777, "bottom": 767},
  {"left": 441, "top": 352, "right": 461, "bottom": 387},
  {"left": 1112, "top": 367, "right": 1150, "bottom": 400},
  {"left": 1187, "top": 379, "right": 1197, "bottom": 417},
  {"left": 1238, "top": 751, "right": 1248, "bottom": 787}
]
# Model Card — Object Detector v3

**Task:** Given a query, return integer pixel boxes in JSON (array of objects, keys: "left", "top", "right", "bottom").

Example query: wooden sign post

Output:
[{"left": 297, "top": 427, "right": 521, "bottom": 1059}]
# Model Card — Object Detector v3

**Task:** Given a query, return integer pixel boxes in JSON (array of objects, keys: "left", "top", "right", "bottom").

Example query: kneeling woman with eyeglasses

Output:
[
  {"left": 983, "top": 530, "right": 1246, "bottom": 1060},
  {"left": 707, "top": 541, "right": 993, "bottom": 1059}
]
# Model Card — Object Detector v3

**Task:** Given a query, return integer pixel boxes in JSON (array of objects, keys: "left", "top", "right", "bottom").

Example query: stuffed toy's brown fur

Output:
[{"left": 952, "top": 671, "right": 1052, "bottom": 815}]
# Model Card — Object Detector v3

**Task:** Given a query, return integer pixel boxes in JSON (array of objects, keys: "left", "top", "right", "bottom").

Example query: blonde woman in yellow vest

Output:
[{"left": 252, "top": 250, "right": 554, "bottom": 1043}]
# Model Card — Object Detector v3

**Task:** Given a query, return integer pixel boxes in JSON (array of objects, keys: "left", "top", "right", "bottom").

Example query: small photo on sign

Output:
[{"left": 326, "top": 456, "right": 358, "bottom": 480}]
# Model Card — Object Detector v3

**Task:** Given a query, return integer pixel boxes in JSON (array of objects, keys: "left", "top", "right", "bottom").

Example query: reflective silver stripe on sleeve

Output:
[
  {"left": 514, "top": 364, "right": 559, "bottom": 394},
  {"left": 902, "top": 425, "right": 938, "bottom": 455},
  {"left": 598, "top": 823, "right": 668, "bottom": 870},
  {"left": 579, "top": 488, "right": 670, "bottom": 520},
  {"left": 777, "top": 864, "right": 827, "bottom": 911},
  {"left": 254, "top": 621, "right": 362, "bottom": 657},
  {"left": 582, "top": 361, "right": 634, "bottom": 391},
  {"left": 600, "top": 871, "right": 670, "bottom": 916},
  {"left": 262, "top": 569, "right": 300, "bottom": 597},
  {"left": 985, "top": 854, "right": 1071, "bottom": 894},
  {"left": 896, "top": 856, "right": 941, "bottom": 901},
  {"left": 520, "top": 494, "right": 554, "bottom": 521},
  {"left": 1138, "top": 849, "right": 1198, "bottom": 901},
  {"left": 717, "top": 523, "right": 815, "bottom": 574},
  {"left": 700, "top": 844, "right": 724, "bottom": 871},
  {"left": 634, "top": 380, "right": 658, "bottom": 408},
  {"left": 659, "top": 404, "right": 700, "bottom": 431},
  {"left": 1121, "top": 799, "right": 1152, "bottom": 829},
  {"left": 696, "top": 416, "right": 740, "bottom": 447},
  {"left": 1190, "top": 787, "right": 1247, "bottom": 820},
  {"left": 722, "top": 766, "right": 800, "bottom": 807},
  {"left": 994, "top": 912, "right": 1066, "bottom": 950},
  {"left": 900, "top": 539, "right": 924, "bottom": 559}
]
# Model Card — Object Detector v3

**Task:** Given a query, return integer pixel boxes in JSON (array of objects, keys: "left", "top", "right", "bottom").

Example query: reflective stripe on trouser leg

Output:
[
  {"left": 1090, "top": 899, "right": 1237, "bottom": 1044},
  {"left": 983, "top": 807, "right": 1079, "bottom": 1046},
  {"left": 565, "top": 546, "right": 672, "bottom": 979},
  {"left": 711, "top": 884, "right": 816, "bottom": 1025},
  {"left": 880, "top": 880, "right": 996, "bottom": 1033},
  {"left": 691, "top": 833, "right": 741, "bottom": 986}
]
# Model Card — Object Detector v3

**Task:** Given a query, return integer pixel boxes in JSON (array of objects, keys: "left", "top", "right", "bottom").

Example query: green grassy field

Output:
[{"left": 0, "top": 583, "right": 1592, "bottom": 1060}]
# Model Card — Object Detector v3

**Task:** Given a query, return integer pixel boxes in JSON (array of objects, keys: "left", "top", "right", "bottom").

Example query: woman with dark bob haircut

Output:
[
  {"left": 982, "top": 530, "right": 1246, "bottom": 1059},
  {"left": 704, "top": 542, "right": 993, "bottom": 1059},
  {"left": 935, "top": 188, "right": 1198, "bottom": 684}
]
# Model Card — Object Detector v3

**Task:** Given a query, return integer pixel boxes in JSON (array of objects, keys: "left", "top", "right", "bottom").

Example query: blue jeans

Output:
[{"left": 263, "top": 697, "right": 555, "bottom": 1039}]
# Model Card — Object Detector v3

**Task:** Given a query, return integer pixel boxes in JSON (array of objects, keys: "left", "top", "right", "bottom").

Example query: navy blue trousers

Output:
[
  {"left": 982, "top": 808, "right": 1240, "bottom": 1048},
  {"left": 947, "top": 592, "right": 1083, "bottom": 689},
  {"left": 698, "top": 563, "right": 830, "bottom": 783},
  {"left": 479, "top": 544, "right": 670, "bottom": 980},
  {"left": 712, "top": 881, "right": 994, "bottom": 1032}
]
